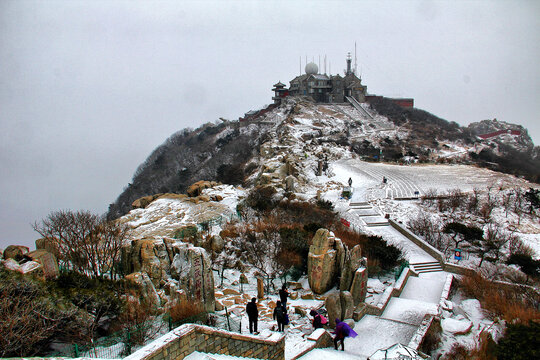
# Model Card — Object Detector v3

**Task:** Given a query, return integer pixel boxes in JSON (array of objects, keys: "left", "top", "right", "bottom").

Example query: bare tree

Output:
[
  {"left": 0, "top": 270, "right": 88, "bottom": 357},
  {"left": 470, "top": 224, "right": 510, "bottom": 268},
  {"left": 33, "top": 210, "right": 130, "bottom": 279}
]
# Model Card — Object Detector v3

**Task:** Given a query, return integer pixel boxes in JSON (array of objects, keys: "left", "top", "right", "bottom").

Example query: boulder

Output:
[
  {"left": 122, "top": 238, "right": 175, "bottom": 287},
  {"left": 308, "top": 229, "right": 338, "bottom": 294},
  {"left": 350, "top": 266, "right": 368, "bottom": 305},
  {"left": 132, "top": 195, "right": 157, "bottom": 209},
  {"left": 289, "top": 292, "right": 298, "bottom": 300},
  {"left": 215, "top": 300, "right": 224, "bottom": 311},
  {"left": 349, "top": 245, "right": 363, "bottom": 271},
  {"left": 340, "top": 291, "right": 354, "bottom": 321},
  {"left": 325, "top": 293, "right": 342, "bottom": 328},
  {"left": 171, "top": 245, "right": 215, "bottom": 313},
  {"left": 210, "top": 235, "right": 225, "bottom": 253},
  {"left": 285, "top": 175, "right": 295, "bottom": 192},
  {"left": 288, "top": 281, "right": 303, "bottom": 290},
  {"left": 125, "top": 272, "right": 161, "bottom": 308},
  {"left": 344, "top": 319, "right": 355, "bottom": 329},
  {"left": 35, "top": 238, "right": 61, "bottom": 258},
  {"left": 3, "top": 245, "right": 29, "bottom": 260},
  {"left": 257, "top": 277, "right": 264, "bottom": 299},
  {"left": 186, "top": 180, "right": 216, "bottom": 197},
  {"left": 20, "top": 260, "right": 42, "bottom": 275},
  {"left": 25, "top": 249, "right": 59, "bottom": 279},
  {"left": 441, "top": 318, "right": 473, "bottom": 335},
  {"left": 301, "top": 293, "right": 315, "bottom": 300},
  {"left": 295, "top": 306, "right": 307, "bottom": 317},
  {"left": 222, "top": 288, "right": 241, "bottom": 296},
  {"left": 2, "top": 258, "right": 21, "bottom": 271},
  {"left": 239, "top": 273, "right": 249, "bottom": 284}
]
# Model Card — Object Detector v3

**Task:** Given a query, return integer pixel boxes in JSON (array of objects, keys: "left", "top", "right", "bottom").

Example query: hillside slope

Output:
[{"left": 108, "top": 96, "right": 539, "bottom": 219}]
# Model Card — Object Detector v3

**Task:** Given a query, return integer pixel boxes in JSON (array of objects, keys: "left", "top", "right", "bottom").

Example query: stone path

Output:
[{"left": 314, "top": 201, "right": 447, "bottom": 359}]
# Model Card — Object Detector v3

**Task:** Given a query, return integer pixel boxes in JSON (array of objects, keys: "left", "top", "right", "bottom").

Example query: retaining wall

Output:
[
  {"left": 389, "top": 219, "right": 445, "bottom": 263},
  {"left": 125, "top": 324, "right": 285, "bottom": 360},
  {"left": 354, "top": 267, "right": 416, "bottom": 320}
]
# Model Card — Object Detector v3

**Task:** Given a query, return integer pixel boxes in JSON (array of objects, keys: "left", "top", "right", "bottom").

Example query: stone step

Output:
[
  {"left": 410, "top": 262, "right": 443, "bottom": 273},
  {"left": 350, "top": 201, "right": 370, "bottom": 207},
  {"left": 364, "top": 222, "right": 390, "bottom": 227}
]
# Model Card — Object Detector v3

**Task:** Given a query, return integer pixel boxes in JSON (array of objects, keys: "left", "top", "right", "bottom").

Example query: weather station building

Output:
[{"left": 272, "top": 52, "right": 413, "bottom": 108}]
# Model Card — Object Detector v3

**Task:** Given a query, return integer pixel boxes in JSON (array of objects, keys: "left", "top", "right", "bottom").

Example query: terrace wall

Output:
[{"left": 124, "top": 324, "right": 285, "bottom": 360}]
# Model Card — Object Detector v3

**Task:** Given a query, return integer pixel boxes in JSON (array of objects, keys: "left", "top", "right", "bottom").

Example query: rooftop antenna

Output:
[
  {"left": 318, "top": 55, "right": 321, "bottom": 74},
  {"left": 329, "top": 61, "right": 331, "bottom": 75},
  {"left": 354, "top": 42, "right": 358, "bottom": 76},
  {"left": 299, "top": 56, "right": 301, "bottom": 76},
  {"left": 324, "top": 55, "right": 327, "bottom": 75}
]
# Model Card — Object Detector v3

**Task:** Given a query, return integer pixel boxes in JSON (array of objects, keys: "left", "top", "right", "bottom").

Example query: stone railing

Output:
[{"left": 124, "top": 324, "right": 285, "bottom": 360}]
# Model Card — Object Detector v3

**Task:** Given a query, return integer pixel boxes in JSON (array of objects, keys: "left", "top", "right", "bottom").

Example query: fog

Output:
[{"left": 1, "top": 0, "right": 539, "bottom": 250}]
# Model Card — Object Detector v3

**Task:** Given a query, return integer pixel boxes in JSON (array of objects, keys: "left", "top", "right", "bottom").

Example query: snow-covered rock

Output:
[{"left": 442, "top": 317, "right": 473, "bottom": 335}]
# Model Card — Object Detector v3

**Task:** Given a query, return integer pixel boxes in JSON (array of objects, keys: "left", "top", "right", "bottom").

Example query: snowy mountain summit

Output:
[{"left": 108, "top": 95, "right": 538, "bottom": 220}]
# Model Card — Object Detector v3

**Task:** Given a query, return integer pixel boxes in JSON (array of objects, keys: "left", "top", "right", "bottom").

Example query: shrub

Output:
[
  {"left": 496, "top": 321, "right": 540, "bottom": 360},
  {"left": 458, "top": 273, "right": 540, "bottom": 323},
  {"left": 333, "top": 227, "right": 403, "bottom": 271},
  {"left": 246, "top": 186, "right": 277, "bottom": 211},
  {"left": 316, "top": 199, "right": 334, "bottom": 210},
  {"left": 168, "top": 299, "right": 205, "bottom": 323},
  {"left": 0, "top": 269, "right": 90, "bottom": 357}
]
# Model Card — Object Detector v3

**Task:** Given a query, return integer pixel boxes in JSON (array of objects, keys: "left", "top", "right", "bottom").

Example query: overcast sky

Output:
[{"left": 1, "top": 0, "right": 539, "bottom": 250}]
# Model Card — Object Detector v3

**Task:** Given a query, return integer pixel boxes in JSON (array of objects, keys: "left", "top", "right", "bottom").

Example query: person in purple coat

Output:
[{"left": 332, "top": 318, "right": 358, "bottom": 351}]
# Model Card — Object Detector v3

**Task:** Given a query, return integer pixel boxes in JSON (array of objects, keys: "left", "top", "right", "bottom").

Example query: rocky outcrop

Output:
[
  {"left": 186, "top": 180, "right": 219, "bottom": 197},
  {"left": 35, "top": 238, "right": 61, "bottom": 258},
  {"left": 122, "top": 238, "right": 176, "bottom": 287},
  {"left": 325, "top": 293, "right": 342, "bottom": 328},
  {"left": 307, "top": 229, "right": 339, "bottom": 294},
  {"left": 25, "top": 249, "right": 59, "bottom": 279},
  {"left": 171, "top": 245, "right": 215, "bottom": 313},
  {"left": 340, "top": 291, "right": 354, "bottom": 320},
  {"left": 132, "top": 193, "right": 188, "bottom": 209},
  {"left": 3, "top": 245, "right": 29, "bottom": 260},
  {"left": 350, "top": 266, "right": 368, "bottom": 305},
  {"left": 126, "top": 272, "right": 161, "bottom": 308}
]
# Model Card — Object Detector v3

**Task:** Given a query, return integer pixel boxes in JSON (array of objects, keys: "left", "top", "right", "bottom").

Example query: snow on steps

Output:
[{"left": 410, "top": 261, "right": 443, "bottom": 274}]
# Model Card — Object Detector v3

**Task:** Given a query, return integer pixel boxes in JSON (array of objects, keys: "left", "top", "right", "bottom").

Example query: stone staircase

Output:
[
  {"left": 348, "top": 201, "right": 389, "bottom": 227},
  {"left": 410, "top": 261, "right": 443, "bottom": 274}
]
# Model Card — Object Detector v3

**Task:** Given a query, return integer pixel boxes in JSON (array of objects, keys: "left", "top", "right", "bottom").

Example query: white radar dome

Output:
[{"left": 305, "top": 62, "right": 318, "bottom": 75}]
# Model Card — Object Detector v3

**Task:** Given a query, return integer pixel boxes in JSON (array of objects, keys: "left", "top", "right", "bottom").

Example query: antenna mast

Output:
[{"left": 354, "top": 42, "right": 358, "bottom": 76}]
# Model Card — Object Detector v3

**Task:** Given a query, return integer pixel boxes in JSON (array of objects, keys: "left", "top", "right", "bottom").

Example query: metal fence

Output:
[{"left": 45, "top": 309, "right": 243, "bottom": 359}]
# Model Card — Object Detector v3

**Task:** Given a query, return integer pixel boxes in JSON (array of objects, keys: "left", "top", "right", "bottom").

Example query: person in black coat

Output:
[
  {"left": 279, "top": 284, "right": 289, "bottom": 308},
  {"left": 246, "top": 297, "right": 259, "bottom": 334},
  {"left": 273, "top": 301, "right": 287, "bottom": 332}
]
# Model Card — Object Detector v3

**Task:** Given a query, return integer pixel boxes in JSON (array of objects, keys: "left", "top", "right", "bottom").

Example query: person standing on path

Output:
[
  {"left": 273, "top": 301, "right": 287, "bottom": 332},
  {"left": 246, "top": 297, "right": 259, "bottom": 334},
  {"left": 279, "top": 284, "right": 289, "bottom": 309}
]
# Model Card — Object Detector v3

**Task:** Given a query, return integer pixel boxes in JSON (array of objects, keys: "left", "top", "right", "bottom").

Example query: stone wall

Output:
[
  {"left": 353, "top": 267, "right": 415, "bottom": 320},
  {"left": 388, "top": 220, "right": 445, "bottom": 263},
  {"left": 124, "top": 324, "right": 285, "bottom": 360}
]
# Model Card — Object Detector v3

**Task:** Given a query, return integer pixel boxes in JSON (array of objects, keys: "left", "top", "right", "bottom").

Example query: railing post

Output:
[
  {"left": 225, "top": 307, "right": 231, "bottom": 332},
  {"left": 126, "top": 329, "right": 132, "bottom": 355}
]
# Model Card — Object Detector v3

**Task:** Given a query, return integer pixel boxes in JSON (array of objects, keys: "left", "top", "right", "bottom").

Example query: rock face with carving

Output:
[
  {"left": 171, "top": 244, "right": 215, "bottom": 313},
  {"left": 307, "top": 229, "right": 339, "bottom": 294}
]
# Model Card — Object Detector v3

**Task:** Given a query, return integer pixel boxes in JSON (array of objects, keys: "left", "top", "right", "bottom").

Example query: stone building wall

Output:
[{"left": 125, "top": 324, "right": 285, "bottom": 360}]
